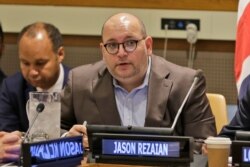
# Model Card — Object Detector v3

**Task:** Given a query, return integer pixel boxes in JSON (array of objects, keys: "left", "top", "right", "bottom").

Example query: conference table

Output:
[
  {"left": 0, "top": 154, "right": 208, "bottom": 166},
  {"left": 81, "top": 154, "right": 208, "bottom": 167}
]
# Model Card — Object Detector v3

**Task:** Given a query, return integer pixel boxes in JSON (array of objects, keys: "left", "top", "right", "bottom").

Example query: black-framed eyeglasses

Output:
[{"left": 103, "top": 38, "right": 145, "bottom": 55}]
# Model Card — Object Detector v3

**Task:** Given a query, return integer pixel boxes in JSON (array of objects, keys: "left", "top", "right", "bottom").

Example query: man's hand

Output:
[
  {"left": 67, "top": 125, "right": 89, "bottom": 149},
  {"left": 0, "top": 131, "right": 22, "bottom": 163},
  {"left": 202, "top": 143, "right": 208, "bottom": 155}
]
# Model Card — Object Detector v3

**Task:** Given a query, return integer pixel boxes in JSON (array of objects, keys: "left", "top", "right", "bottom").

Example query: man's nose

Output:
[
  {"left": 29, "top": 68, "right": 39, "bottom": 76},
  {"left": 116, "top": 44, "right": 128, "bottom": 57}
]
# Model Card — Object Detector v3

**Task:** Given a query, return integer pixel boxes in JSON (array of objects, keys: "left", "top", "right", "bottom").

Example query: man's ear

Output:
[
  {"left": 100, "top": 43, "right": 105, "bottom": 60},
  {"left": 57, "top": 46, "right": 65, "bottom": 62},
  {"left": 145, "top": 36, "right": 153, "bottom": 55}
]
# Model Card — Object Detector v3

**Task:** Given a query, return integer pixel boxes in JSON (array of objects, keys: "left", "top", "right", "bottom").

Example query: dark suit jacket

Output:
[
  {"left": 0, "top": 68, "right": 6, "bottom": 89},
  {"left": 219, "top": 75, "right": 250, "bottom": 140},
  {"left": 0, "top": 65, "right": 70, "bottom": 132},
  {"left": 61, "top": 55, "right": 216, "bottom": 140}
]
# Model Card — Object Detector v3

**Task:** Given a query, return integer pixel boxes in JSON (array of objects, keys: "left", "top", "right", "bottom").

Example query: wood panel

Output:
[
  {"left": 0, "top": 0, "right": 238, "bottom": 11},
  {"left": 5, "top": 33, "right": 235, "bottom": 52}
]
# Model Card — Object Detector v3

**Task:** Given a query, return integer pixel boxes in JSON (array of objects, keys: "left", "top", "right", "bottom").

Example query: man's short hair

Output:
[{"left": 17, "top": 22, "right": 63, "bottom": 53}]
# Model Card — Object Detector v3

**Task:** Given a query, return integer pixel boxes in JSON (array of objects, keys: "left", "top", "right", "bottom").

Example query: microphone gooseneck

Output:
[
  {"left": 20, "top": 103, "right": 45, "bottom": 166},
  {"left": 170, "top": 76, "right": 199, "bottom": 130},
  {"left": 23, "top": 103, "right": 45, "bottom": 142},
  {"left": 124, "top": 73, "right": 200, "bottom": 135}
]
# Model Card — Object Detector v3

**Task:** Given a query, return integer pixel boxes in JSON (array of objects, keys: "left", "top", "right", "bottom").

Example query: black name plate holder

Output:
[
  {"left": 90, "top": 133, "right": 194, "bottom": 166},
  {"left": 21, "top": 136, "right": 84, "bottom": 167}
]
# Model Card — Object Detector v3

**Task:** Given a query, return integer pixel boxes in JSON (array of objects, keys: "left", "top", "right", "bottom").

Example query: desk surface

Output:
[
  {"left": 81, "top": 154, "right": 208, "bottom": 167},
  {"left": 0, "top": 155, "right": 207, "bottom": 167}
]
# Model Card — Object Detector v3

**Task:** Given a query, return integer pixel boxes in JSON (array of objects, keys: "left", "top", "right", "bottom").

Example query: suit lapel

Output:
[
  {"left": 24, "top": 83, "right": 36, "bottom": 103},
  {"left": 145, "top": 56, "right": 172, "bottom": 127},
  {"left": 92, "top": 69, "right": 121, "bottom": 125},
  {"left": 62, "top": 64, "right": 70, "bottom": 87}
]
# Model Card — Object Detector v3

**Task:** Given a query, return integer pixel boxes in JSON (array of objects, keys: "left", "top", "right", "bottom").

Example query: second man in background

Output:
[{"left": 0, "top": 22, "right": 70, "bottom": 162}]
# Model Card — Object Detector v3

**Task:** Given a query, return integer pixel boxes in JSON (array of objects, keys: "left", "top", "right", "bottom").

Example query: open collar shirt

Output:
[{"left": 113, "top": 57, "right": 151, "bottom": 127}]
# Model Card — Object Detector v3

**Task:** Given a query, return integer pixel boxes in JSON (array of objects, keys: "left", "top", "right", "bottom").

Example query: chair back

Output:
[{"left": 206, "top": 93, "right": 228, "bottom": 134}]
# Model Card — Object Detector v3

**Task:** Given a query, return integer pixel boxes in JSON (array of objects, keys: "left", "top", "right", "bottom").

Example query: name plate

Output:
[
  {"left": 102, "top": 139, "right": 180, "bottom": 157},
  {"left": 21, "top": 136, "right": 84, "bottom": 166},
  {"left": 232, "top": 141, "right": 250, "bottom": 167},
  {"left": 89, "top": 133, "right": 193, "bottom": 166},
  {"left": 243, "top": 147, "right": 250, "bottom": 163}
]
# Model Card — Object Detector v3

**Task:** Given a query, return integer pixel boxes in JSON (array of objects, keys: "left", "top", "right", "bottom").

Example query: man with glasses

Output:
[{"left": 61, "top": 13, "right": 216, "bottom": 153}]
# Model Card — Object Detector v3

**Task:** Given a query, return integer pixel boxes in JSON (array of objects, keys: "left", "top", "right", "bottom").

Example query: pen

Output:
[
  {"left": 83, "top": 121, "right": 87, "bottom": 127},
  {"left": 82, "top": 121, "right": 89, "bottom": 152},
  {"left": 82, "top": 121, "right": 87, "bottom": 137}
]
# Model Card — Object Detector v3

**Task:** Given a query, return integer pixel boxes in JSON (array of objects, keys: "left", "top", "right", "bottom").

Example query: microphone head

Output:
[
  {"left": 36, "top": 103, "right": 45, "bottom": 113},
  {"left": 186, "top": 23, "right": 198, "bottom": 44}
]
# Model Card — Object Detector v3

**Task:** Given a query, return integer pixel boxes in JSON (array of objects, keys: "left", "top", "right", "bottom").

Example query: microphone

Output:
[
  {"left": 170, "top": 72, "right": 200, "bottom": 131},
  {"left": 186, "top": 23, "right": 198, "bottom": 44},
  {"left": 19, "top": 103, "right": 45, "bottom": 166},
  {"left": 186, "top": 23, "right": 198, "bottom": 68},
  {"left": 23, "top": 103, "right": 45, "bottom": 142},
  {"left": 122, "top": 71, "right": 201, "bottom": 135}
]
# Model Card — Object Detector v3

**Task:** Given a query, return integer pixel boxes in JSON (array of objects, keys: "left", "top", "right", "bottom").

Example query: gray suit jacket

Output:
[{"left": 61, "top": 55, "right": 216, "bottom": 140}]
